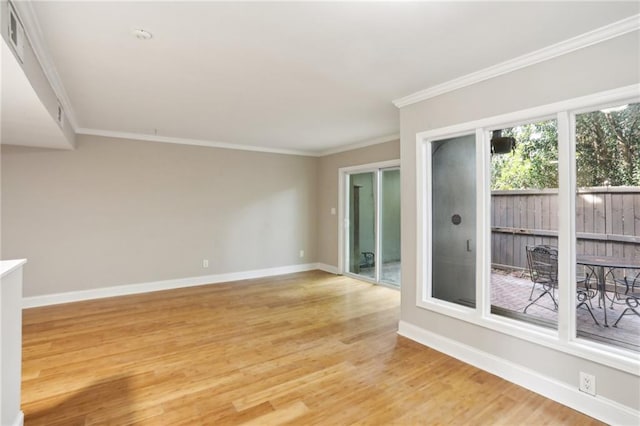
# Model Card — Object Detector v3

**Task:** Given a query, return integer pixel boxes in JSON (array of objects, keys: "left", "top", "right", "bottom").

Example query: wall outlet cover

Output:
[{"left": 579, "top": 372, "right": 596, "bottom": 396}]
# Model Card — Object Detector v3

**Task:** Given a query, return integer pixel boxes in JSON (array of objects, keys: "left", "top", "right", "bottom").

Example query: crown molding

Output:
[
  {"left": 10, "top": 0, "right": 80, "bottom": 130},
  {"left": 76, "top": 128, "right": 319, "bottom": 157},
  {"left": 77, "top": 128, "right": 401, "bottom": 158},
  {"left": 393, "top": 14, "right": 640, "bottom": 109},
  {"left": 316, "top": 133, "right": 400, "bottom": 157}
]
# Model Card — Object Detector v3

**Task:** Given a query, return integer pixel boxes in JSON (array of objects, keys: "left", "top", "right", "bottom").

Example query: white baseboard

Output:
[
  {"left": 11, "top": 411, "right": 24, "bottom": 426},
  {"left": 23, "top": 263, "right": 321, "bottom": 308},
  {"left": 398, "top": 321, "right": 639, "bottom": 426},
  {"left": 316, "top": 263, "right": 339, "bottom": 274}
]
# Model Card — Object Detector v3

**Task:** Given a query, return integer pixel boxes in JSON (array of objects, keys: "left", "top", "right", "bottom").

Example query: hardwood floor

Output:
[{"left": 22, "top": 271, "right": 602, "bottom": 425}]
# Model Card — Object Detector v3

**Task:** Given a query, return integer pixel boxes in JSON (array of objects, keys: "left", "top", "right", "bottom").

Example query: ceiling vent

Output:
[
  {"left": 7, "top": 2, "right": 25, "bottom": 62},
  {"left": 57, "top": 103, "right": 65, "bottom": 129}
]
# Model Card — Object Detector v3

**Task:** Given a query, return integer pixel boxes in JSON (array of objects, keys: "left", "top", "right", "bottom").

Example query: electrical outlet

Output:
[
  {"left": 579, "top": 372, "right": 596, "bottom": 396},
  {"left": 202, "top": 259, "right": 209, "bottom": 268},
  {"left": 299, "top": 250, "right": 304, "bottom": 258}
]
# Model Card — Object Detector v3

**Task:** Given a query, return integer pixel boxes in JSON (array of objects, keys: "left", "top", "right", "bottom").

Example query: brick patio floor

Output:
[
  {"left": 354, "top": 263, "right": 639, "bottom": 351},
  {"left": 492, "top": 270, "right": 640, "bottom": 351}
]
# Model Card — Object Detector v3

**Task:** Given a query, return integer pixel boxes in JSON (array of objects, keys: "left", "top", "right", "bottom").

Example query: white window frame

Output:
[{"left": 416, "top": 84, "right": 640, "bottom": 375}]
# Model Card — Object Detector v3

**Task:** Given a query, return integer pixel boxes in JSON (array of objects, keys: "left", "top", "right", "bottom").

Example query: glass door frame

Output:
[{"left": 338, "top": 159, "right": 401, "bottom": 287}]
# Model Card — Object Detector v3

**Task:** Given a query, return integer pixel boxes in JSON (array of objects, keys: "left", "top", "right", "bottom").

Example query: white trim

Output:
[
  {"left": 398, "top": 321, "right": 640, "bottom": 426},
  {"left": 414, "top": 85, "right": 639, "bottom": 144},
  {"left": 0, "top": 259, "right": 27, "bottom": 278},
  {"left": 416, "top": 129, "right": 479, "bottom": 314},
  {"left": 318, "top": 134, "right": 400, "bottom": 157},
  {"left": 557, "top": 110, "right": 573, "bottom": 344},
  {"left": 337, "top": 160, "right": 402, "bottom": 178},
  {"left": 338, "top": 170, "right": 346, "bottom": 275},
  {"left": 413, "top": 85, "right": 640, "bottom": 375},
  {"left": 10, "top": 1, "right": 79, "bottom": 130},
  {"left": 22, "top": 263, "right": 319, "bottom": 308},
  {"left": 79, "top": 128, "right": 399, "bottom": 158},
  {"left": 316, "top": 263, "right": 339, "bottom": 274},
  {"left": 374, "top": 168, "right": 381, "bottom": 283},
  {"left": 338, "top": 159, "right": 401, "bottom": 276},
  {"left": 476, "top": 128, "right": 490, "bottom": 321},
  {"left": 77, "top": 128, "right": 316, "bottom": 157},
  {"left": 393, "top": 15, "right": 640, "bottom": 108},
  {"left": 11, "top": 411, "right": 24, "bottom": 426}
]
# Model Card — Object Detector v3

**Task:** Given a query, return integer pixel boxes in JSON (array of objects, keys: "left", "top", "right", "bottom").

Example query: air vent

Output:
[
  {"left": 8, "top": 3, "right": 25, "bottom": 62},
  {"left": 57, "top": 103, "right": 65, "bottom": 129}
]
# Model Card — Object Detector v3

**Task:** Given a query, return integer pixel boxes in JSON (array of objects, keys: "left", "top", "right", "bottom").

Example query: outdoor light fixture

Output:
[{"left": 490, "top": 129, "right": 516, "bottom": 155}]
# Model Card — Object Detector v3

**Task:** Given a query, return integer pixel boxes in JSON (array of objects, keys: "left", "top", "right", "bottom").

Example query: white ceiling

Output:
[
  {"left": 1, "top": 39, "right": 70, "bottom": 149},
  {"left": 26, "top": 1, "right": 640, "bottom": 154}
]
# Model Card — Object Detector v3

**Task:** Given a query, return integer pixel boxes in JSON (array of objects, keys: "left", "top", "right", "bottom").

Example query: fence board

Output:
[
  {"left": 549, "top": 194, "right": 558, "bottom": 230},
  {"left": 622, "top": 193, "right": 635, "bottom": 236},
  {"left": 582, "top": 193, "right": 596, "bottom": 255},
  {"left": 491, "top": 187, "right": 640, "bottom": 270}
]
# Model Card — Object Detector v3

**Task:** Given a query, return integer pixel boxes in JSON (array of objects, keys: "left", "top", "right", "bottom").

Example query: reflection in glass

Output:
[{"left": 431, "top": 134, "right": 476, "bottom": 307}]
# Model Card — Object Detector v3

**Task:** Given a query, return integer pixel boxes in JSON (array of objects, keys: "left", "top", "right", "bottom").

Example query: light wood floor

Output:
[{"left": 22, "top": 271, "right": 602, "bottom": 425}]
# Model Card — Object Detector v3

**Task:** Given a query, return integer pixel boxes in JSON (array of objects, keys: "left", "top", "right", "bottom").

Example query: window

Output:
[
  {"left": 489, "top": 119, "right": 559, "bottom": 329},
  {"left": 416, "top": 86, "right": 640, "bottom": 373},
  {"left": 574, "top": 103, "right": 640, "bottom": 351}
]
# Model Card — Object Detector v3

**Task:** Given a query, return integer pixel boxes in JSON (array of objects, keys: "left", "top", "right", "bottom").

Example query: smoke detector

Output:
[{"left": 132, "top": 29, "right": 152, "bottom": 40}]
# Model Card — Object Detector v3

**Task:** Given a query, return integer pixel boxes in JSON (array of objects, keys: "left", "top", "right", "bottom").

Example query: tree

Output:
[
  {"left": 491, "top": 120, "right": 558, "bottom": 190},
  {"left": 576, "top": 103, "right": 640, "bottom": 187},
  {"left": 491, "top": 103, "right": 640, "bottom": 190}
]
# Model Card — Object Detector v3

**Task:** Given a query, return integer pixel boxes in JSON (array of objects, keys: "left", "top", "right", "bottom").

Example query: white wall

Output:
[
  {"left": 0, "top": 260, "right": 25, "bottom": 426},
  {"left": 399, "top": 31, "right": 640, "bottom": 415}
]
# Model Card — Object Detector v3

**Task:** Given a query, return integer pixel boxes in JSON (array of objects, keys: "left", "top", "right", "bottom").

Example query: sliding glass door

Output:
[
  {"left": 380, "top": 168, "right": 401, "bottom": 285},
  {"left": 348, "top": 172, "right": 377, "bottom": 278},
  {"left": 344, "top": 165, "right": 401, "bottom": 287}
]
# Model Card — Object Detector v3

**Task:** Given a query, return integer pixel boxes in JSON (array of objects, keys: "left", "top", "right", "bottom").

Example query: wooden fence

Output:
[{"left": 491, "top": 187, "right": 640, "bottom": 270}]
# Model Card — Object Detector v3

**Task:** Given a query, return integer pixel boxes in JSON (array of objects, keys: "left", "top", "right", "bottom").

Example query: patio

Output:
[
  {"left": 492, "top": 269, "right": 640, "bottom": 352},
  {"left": 354, "top": 260, "right": 639, "bottom": 351}
]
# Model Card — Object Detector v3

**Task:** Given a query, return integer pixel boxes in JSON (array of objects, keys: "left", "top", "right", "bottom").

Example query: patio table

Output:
[{"left": 577, "top": 255, "right": 639, "bottom": 327}]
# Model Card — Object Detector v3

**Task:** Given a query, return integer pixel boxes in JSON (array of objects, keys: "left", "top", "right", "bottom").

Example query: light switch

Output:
[{"left": 331, "top": 207, "right": 336, "bottom": 215}]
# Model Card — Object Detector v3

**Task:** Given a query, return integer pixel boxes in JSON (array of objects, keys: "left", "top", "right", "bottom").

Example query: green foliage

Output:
[
  {"left": 491, "top": 103, "right": 640, "bottom": 190},
  {"left": 491, "top": 120, "right": 558, "bottom": 190},
  {"left": 576, "top": 103, "right": 640, "bottom": 187}
]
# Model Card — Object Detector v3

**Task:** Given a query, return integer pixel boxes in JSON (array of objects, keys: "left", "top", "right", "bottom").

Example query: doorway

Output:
[{"left": 339, "top": 160, "right": 401, "bottom": 287}]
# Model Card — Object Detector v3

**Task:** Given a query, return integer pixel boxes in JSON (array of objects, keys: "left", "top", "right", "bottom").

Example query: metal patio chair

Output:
[
  {"left": 524, "top": 245, "right": 558, "bottom": 313},
  {"left": 524, "top": 245, "right": 599, "bottom": 324}
]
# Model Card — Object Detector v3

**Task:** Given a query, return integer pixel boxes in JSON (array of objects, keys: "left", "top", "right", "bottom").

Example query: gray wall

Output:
[
  {"left": 381, "top": 169, "right": 401, "bottom": 263},
  {"left": 316, "top": 140, "right": 400, "bottom": 267},
  {"left": 1, "top": 135, "right": 317, "bottom": 297},
  {"left": 399, "top": 32, "right": 640, "bottom": 410},
  {"left": 1, "top": 134, "right": 400, "bottom": 297}
]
